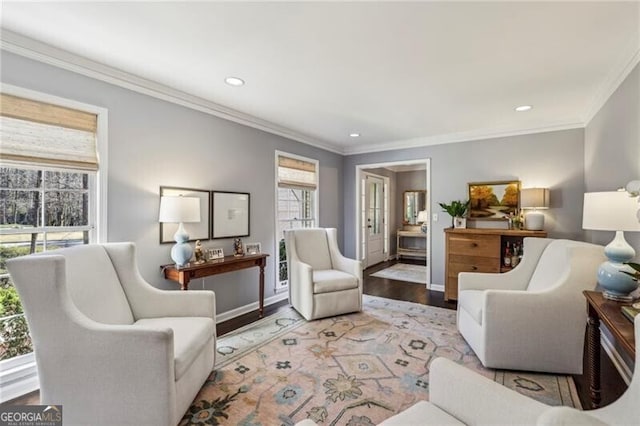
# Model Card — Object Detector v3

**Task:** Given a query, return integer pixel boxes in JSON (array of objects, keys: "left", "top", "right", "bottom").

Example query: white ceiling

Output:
[{"left": 1, "top": 2, "right": 639, "bottom": 155}]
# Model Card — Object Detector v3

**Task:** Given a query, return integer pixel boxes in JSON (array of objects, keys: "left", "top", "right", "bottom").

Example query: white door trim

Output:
[{"left": 355, "top": 158, "right": 432, "bottom": 288}]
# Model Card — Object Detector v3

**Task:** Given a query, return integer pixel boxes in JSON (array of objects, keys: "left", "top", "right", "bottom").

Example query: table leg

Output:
[
  {"left": 180, "top": 271, "right": 190, "bottom": 291},
  {"left": 586, "top": 309, "right": 601, "bottom": 409},
  {"left": 259, "top": 262, "right": 265, "bottom": 318}
]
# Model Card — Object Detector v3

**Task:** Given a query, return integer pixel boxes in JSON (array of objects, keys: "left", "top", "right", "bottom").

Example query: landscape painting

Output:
[{"left": 468, "top": 180, "right": 520, "bottom": 219}]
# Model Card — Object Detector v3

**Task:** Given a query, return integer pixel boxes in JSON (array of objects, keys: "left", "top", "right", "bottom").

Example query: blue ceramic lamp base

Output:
[
  {"left": 598, "top": 231, "right": 638, "bottom": 302},
  {"left": 171, "top": 222, "right": 193, "bottom": 268}
]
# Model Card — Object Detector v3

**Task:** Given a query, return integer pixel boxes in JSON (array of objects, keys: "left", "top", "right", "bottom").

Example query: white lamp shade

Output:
[
  {"left": 417, "top": 210, "right": 428, "bottom": 222},
  {"left": 521, "top": 188, "right": 549, "bottom": 209},
  {"left": 158, "top": 196, "right": 201, "bottom": 223},
  {"left": 583, "top": 191, "right": 640, "bottom": 231}
]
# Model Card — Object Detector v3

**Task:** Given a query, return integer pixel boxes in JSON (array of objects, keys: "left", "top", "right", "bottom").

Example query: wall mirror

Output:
[
  {"left": 403, "top": 190, "right": 426, "bottom": 225},
  {"left": 211, "top": 191, "right": 250, "bottom": 239}
]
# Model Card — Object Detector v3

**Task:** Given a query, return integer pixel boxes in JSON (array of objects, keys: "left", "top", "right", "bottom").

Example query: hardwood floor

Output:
[
  {"left": 1, "top": 258, "right": 628, "bottom": 411},
  {"left": 363, "top": 258, "right": 457, "bottom": 310}
]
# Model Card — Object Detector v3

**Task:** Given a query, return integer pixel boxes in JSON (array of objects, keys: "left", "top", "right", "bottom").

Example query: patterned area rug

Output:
[
  {"left": 181, "top": 296, "right": 580, "bottom": 425},
  {"left": 370, "top": 263, "right": 427, "bottom": 284}
]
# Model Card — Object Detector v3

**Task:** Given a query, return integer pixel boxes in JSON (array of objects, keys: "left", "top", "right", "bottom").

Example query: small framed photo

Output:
[
  {"left": 206, "top": 248, "right": 225, "bottom": 260},
  {"left": 244, "top": 242, "right": 261, "bottom": 255}
]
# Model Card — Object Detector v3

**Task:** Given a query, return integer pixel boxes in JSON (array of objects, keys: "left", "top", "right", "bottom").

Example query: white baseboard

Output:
[
  {"left": 429, "top": 283, "right": 444, "bottom": 292},
  {"left": 601, "top": 332, "right": 633, "bottom": 385},
  {"left": 215, "top": 292, "right": 289, "bottom": 324},
  {"left": 0, "top": 352, "right": 39, "bottom": 403}
]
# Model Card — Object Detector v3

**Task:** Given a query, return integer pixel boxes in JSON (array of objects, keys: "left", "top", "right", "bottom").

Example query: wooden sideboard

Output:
[{"left": 444, "top": 228, "right": 547, "bottom": 301}]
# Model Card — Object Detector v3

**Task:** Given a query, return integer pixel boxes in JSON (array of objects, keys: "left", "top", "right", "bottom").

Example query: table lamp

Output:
[
  {"left": 159, "top": 195, "right": 201, "bottom": 267},
  {"left": 583, "top": 190, "right": 640, "bottom": 301},
  {"left": 417, "top": 210, "right": 428, "bottom": 233},
  {"left": 521, "top": 188, "right": 549, "bottom": 231}
]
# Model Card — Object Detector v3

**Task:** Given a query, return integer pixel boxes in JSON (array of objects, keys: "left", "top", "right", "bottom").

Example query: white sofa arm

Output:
[
  {"left": 429, "top": 358, "right": 548, "bottom": 426},
  {"left": 53, "top": 317, "right": 177, "bottom": 424},
  {"left": 103, "top": 243, "right": 216, "bottom": 321},
  {"left": 458, "top": 271, "right": 517, "bottom": 292},
  {"left": 536, "top": 407, "right": 608, "bottom": 426}
]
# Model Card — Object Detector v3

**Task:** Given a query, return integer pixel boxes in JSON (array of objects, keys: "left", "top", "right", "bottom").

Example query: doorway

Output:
[
  {"left": 363, "top": 173, "right": 386, "bottom": 267},
  {"left": 356, "top": 159, "right": 431, "bottom": 287}
]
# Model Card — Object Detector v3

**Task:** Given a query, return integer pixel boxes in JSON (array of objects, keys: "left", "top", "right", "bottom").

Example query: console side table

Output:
[
  {"left": 162, "top": 253, "right": 269, "bottom": 317},
  {"left": 583, "top": 290, "right": 635, "bottom": 409}
]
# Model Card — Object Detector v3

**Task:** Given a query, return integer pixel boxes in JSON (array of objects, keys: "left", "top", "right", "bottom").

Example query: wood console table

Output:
[
  {"left": 397, "top": 230, "right": 427, "bottom": 260},
  {"left": 162, "top": 253, "right": 269, "bottom": 317},
  {"left": 583, "top": 290, "right": 635, "bottom": 409}
]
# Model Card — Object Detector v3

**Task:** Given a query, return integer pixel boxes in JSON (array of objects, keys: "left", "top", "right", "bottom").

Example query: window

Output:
[
  {"left": 0, "top": 88, "right": 105, "bottom": 400},
  {"left": 275, "top": 152, "right": 318, "bottom": 291}
]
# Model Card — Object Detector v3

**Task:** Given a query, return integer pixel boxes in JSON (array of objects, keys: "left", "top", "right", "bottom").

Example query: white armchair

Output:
[
  {"left": 457, "top": 238, "right": 605, "bottom": 374},
  {"left": 284, "top": 228, "right": 362, "bottom": 320},
  {"left": 6, "top": 243, "right": 216, "bottom": 426}
]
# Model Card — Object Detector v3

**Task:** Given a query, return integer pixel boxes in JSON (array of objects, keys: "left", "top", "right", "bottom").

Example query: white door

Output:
[{"left": 365, "top": 175, "right": 385, "bottom": 267}]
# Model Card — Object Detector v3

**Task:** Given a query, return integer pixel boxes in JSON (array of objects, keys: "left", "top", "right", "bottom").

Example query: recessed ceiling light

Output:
[
  {"left": 225, "top": 76, "right": 245, "bottom": 87},
  {"left": 515, "top": 105, "right": 532, "bottom": 112},
  {"left": 349, "top": 133, "right": 360, "bottom": 138}
]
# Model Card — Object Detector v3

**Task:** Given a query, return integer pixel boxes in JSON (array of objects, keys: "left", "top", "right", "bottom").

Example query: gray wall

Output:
[
  {"left": 0, "top": 51, "right": 344, "bottom": 315},
  {"left": 584, "top": 63, "right": 640, "bottom": 256},
  {"left": 344, "top": 129, "right": 586, "bottom": 286},
  {"left": 3, "top": 48, "right": 637, "bottom": 307}
]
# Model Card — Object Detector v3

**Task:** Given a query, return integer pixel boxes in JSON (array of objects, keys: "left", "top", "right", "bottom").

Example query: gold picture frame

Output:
[{"left": 468, "top": 180, "right": 520, "bottom": 220}]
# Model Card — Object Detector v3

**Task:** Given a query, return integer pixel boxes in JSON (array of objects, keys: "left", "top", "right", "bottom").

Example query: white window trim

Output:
[
  {"left": 1, "top": 83, "right": 108, "bottom": 242},
  {"left": 0, "top": 83, "right": 108, "bottom": 401},
  {"left": 274, "top": 150, "right": 319, "bottom": 292}
]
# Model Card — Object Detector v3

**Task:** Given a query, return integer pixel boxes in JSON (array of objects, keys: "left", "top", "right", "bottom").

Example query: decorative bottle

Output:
[
  {"left": 503, "top": 242, "right": 511, "bottom": 268},
  {"left": 511, "top": 243, "right": 519, "bottom": 267}
]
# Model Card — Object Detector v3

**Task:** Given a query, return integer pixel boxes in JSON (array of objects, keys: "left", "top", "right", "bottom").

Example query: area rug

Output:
[
  {"left": 370, "top": 263, "right": 427, "bottom": 284},
  {"left": 180, "top": 295, "right": 579, "bottom": 425}
]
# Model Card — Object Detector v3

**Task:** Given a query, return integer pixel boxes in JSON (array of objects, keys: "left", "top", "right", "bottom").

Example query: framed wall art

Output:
[
  {"left": 244, "top": 242, "right": 261, "bottom": 255},
  {"left": 159, "top": 186, "right": 210, "bottom": 244},
  {"left": 468, "top": 180, "right": 520, "bottom": 220},
  {"left": 211, "top": 191, "right": 250, "bottom": 239}
]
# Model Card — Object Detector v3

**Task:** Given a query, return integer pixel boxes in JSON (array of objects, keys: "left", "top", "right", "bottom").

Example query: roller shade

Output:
[
  {"left": 0, "top": 93, "right": 98, "bottom": 171},
  {"left": 277, "top": 155, "right": 317, "bottom": 190}
]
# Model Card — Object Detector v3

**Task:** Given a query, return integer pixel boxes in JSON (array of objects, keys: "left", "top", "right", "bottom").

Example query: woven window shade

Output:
[
  {"left": 278, "top": 156, "right": 317, "bottom": 190},
  {"left": 0, "top": 93, "right": 98, "bottom": 171}
]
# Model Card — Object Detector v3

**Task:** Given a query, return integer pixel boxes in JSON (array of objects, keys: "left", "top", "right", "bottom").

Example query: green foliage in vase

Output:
[
  {"left": 438, "top": 200, "right": 470, "bottom": 217},
  {"left": 622, "top": 262, "right": 640, "bottom": 282}
]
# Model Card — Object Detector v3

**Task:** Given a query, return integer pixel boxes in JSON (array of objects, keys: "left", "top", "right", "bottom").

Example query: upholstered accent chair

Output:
[
  {"left": 457, "top": 238, "right": 605, "bottom": 374},
  {"left": 284, "top": 228, "right": 362, "bottom": 321},
  {"left": 297, "top": 314, "right": 640, "bottom": 426},
  {"left": 7, "top": 243, "right": 216, "bottom": 426}
]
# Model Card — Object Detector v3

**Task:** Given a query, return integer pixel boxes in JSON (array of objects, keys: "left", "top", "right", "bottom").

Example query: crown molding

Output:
[
  {"left": 3, "top": 28, "right": 636, "bottom": 158},
  {"left": 582, "top": 38, "right": 640, "bottom": 126},
  {"left": 343, "top": 121, "right": 585, "bottom": 155},
  {"left": 0, "top": 30, "right": 344, "bottom": 155}
]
